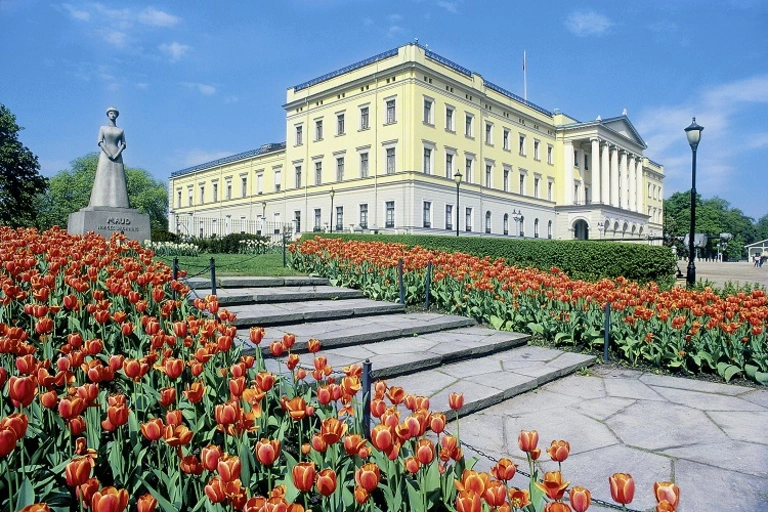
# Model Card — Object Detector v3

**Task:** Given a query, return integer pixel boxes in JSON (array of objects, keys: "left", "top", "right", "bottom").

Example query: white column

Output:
[
  {"left": 591, "top": 138, "right": 601, "bottom": 204},
  {"left": 564, "top": 140, "right": 574, "bottom": 205},
  {"left": 636, "top": 157, "right": 644, "bottom": 213},
  {"left": 610, "top": 145, "right": 619, "bottom": 207},
  {"left": 577, "top": 147, "right": 586, "bottom": 203},
  {"left": 619, "top": 150, "right": 628, "bottom": 209},
  {"left": 601, "top": 142, "right": 610, "bottom": 206},
  {"left": 628, "top": 155, "right": 637, "bottom": 212}
]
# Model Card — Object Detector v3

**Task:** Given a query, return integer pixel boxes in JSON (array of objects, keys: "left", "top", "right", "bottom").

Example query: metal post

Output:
[
  {"left": 603, "top": 303, "right": 611, "bottom": 362},
  {"left": 362, "top": 359, "right": 372, "bottom": 439},
  {"left": 172, "top": 257, "right": 179, "bottom": 300},
  {"left": 424, "top": 260, "right": 432, "bottom": 310},
  {"left": 456, "top": 181, "right": 460, "bottom": 237},
  {"left": 210, "top": 257, "right": 217, "bottom": 296},
  {"left": 282, "top": 225, "right": 287, "bottom": 267},
  {"left": 330, "top": 193, "right": 334, "bottom": 234},
  {"left": 398, "top": 258, "right": 405, "bottom": 305},
  {"left": 686, "top": 146, "right": 697, "bottom": 287}
]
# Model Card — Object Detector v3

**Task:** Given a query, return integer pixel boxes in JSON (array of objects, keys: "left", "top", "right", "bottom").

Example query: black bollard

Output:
[
  {"left": 362, "top": 359, "right": 372, "bottom": 439},
  {"left": 210, "top": 257, "right": 217, "bottom": 296},
  {"left": 603, "top": 302, "right": 611, "bottom": 362}
]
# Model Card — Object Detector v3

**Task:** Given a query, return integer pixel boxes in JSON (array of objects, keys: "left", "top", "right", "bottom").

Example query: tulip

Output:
[
  {"left": 386, "top": 386, "right": 406, "bottom": 404},
  {"left": 354, "top": 486, "right": 369, "bottom": 505},
  {"left": 204, "top": 477, "right": 227, "bottom": 503},
  {"left": 269, "top": 341, "right": 284, "bottom": 357},
  {"left": 1, "top": 413, "right": 29, "bottom": 440},
  {"left": 19, "top": 505, "right": 52, "bottom": 512},
  {"left": 163, "top": 424, "right": 193, "bottom": 447},
  {"left": 183, "top": 381, "right": 205, "bottom": 403},
  {"left": 163, "top": 358, "right": 184, "bottom": 379},
  {"left": 141, "top": 418, "right": 164, "bottom": 441},
  {"left": 653, "top": 481, "right": 680, "bottom": 508},
  {"left": 180, "top": 455, "right": 204, "bottom": 475},
  {"left": 107, "top": 404, "right": 129, "bottom": 428},
  {"left": 416, "top": 438, "right": 435, "bottom": 465},
  {"left": 255, "top": 438, "right": 281, "bottom": 466},
  {"left": 249, "top": 327, "right": 265, "bottom": 345},
  {"left": 158, "top": 387, "right": 177, "bottom": 407},
  {"left": 491, "top": 458, "right": 517, "bottom": 482},
  {"left": 315, "top": 468, "right": 337, "bottom": 497},
  {"left": 215, "top": 400, "right": 242, "bottom": 426},
  {"left": 548, "top": 440, "right": 570, "bottom": 463},
  {"left": 430, "top": 413, "right": 446, "bottom": 433},
  {"left": 535, "top": 471, "right": 570, "bottom": 501},
  {"left": 201, "top": 445, "right": 222, "bottom": 471},
  {"left": 448, "top": 392, "right": 464, "bottom": 411},
  {"left": 76, "top": 478, "right": 100, "bottom": 506},
  {"left": 320, "top": 417, "right": 347, "bottom": 445},
  {"left": 569, "top": 486, "right": 591, "bottom": 512},
  {"left": 343, "top": 434, "right": 367, "bottom": 457},
  {"left": 354, "top": 463, "right": 380, "bottom": 492},
  {"left": 370, "top": 424, "right": 393, "bottom": 452},
  {"left": 656, "top": 501, "right": 676, "bottom": 512},
  {"left": 456, "top": 470, "right": 489, "bottom": 496},
  {"left": 137, "top": 493, "right": 158, "bottom": 512},
  {"left": 484, "top": 481, "right": 508, "bottom": 508},
  {"left": 307, "top": 338, "right": 321, "bottom": 353},
  {"left": 218, "top": 454, "right": 241, "bottom": 482},
  {"left": 518, "top": 430, "right": 539, "bottom": 453},
  {"left": 404, "top": 456, "right": 420, "bottom": 474},
  {"left": 0, "top": 427, "right": 18, "bottom": 457},
  {"left": 286, "top": 353, "right": 300, "bottom": 371},
  {"left": 9, "top": 375, "right": 37, "bottom": 407},
  {"left": 609, "top": 473, "right": 635, "bottom": 505},
  {"left": 91, "top": 486, "right": 129, "bottom": 512},
  {"left": 544, "top": 503, "right": 573, "bottom": 512},
  {"left": 229, "top": 377, "right": 246, "bottom": 398},
  {"left": 282, "top": 396, "right": 308, "bottom": 421},
  {"left": 456, "top": 490, "right": 482, "bottom": 512},
  {"left": 255, "top": 372, "right": 276, "bottom": 392},
  {"left": 68, "top": 416, "right": 87, "bottom": 435},
  {"left": 65, "top": 456, "right": 93, "bottom": 487},
  {"left": 293, "top": 462, "right": 316, "bottom": 492},
  {"left": 508, "top": 487, "right": 532, "bottom": 509}
]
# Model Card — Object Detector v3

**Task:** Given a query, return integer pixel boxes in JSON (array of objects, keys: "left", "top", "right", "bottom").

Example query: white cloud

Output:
[
  {"left": 565, "top": 10, "right": 613, "bottom": 37},
  {"left": 182, "top": 150, "right": 233, "bottom": 167},
  {"left": 159, "top": 41, "right": 190, "bottom": 61},
  {"left": 103, "top": 31, "right": 129, "bottom": 48},
  {"left": 61, "top": 3, "right": 90, "bottom": 20},
  {"left": 387, "top": 13, "right": 402, "bottom": 22},
  {"left": 436, "top": 1, "right": 458, "bottom": 13},
  {"left": 181, "top": 82, "right": 216, "bottom": 95},
  {"left": 137, "top": 7, "right": 180, "bottom": 27},
  {"left": 386, "top": 25, "right": 404, "bottom": 38}
]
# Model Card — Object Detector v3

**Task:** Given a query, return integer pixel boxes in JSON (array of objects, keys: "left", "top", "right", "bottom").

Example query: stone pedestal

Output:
[{"left": 68, "top": 207, "right": 151, "bottom": 242}]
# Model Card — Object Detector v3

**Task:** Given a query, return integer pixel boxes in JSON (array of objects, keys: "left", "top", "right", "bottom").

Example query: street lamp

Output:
[
  {"left": 454, "top": 171, "right": 462, "bottom": 236},
  {"left": 261, "top": 201, "right": 267, "bottom": 235},
  {"left": 684, "top": 117, "right": 704, "bottom": 287},
  {"left": 329, "top": 188, "right": 335, "bottom": 233}
]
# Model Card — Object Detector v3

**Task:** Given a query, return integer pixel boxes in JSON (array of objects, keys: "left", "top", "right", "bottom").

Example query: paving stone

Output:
[
  {"left": 541, "top": 374, "right": 607, "bottom": 399},
  {"left": 741, "top": 389, "right": 768, "bottom": 409},
  {"left": 674, "top": 460, "right": 768, "bottom": 512},
  {"left": 429, "top": 379, "right": 507, "bottom": 415},
  {"left": 390, "top": 370, "right": 458, "bottom": 397},
  {"left": 490, "top": 388, "right": 583, "bottom": 414},
  {"left": 639, "top": 373, "right": 753, "bottom": 396},
  {"left": 603, "top": 376, "right": 667, "bottom": 401},
  {"left": 569, "top": 395, "right": 636, "bottom": 421},
  {"left": 439, "top": 358, "right": 504, "bottom": 379},
  {"left": 708, "top": 411, "right": 768, "bottom": 445},
  {"left": 650, "top": 386, "right": 765, "bottom": 412},
  {"left": 663, "top": 440, "right": 768, "bottom": 478},
  {"left": 606, "top": 401, "right": 729, "bottom": 451},
  {"left": 447, "top": 412, "right": 506, "bottom": 456}
]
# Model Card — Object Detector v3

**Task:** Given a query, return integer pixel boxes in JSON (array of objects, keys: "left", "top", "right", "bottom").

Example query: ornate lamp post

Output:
[
  {"left": 261, "top": 201, "right": 267, "bottom": 235},
  {"left": 329, "top": 188, "right": 335, "bottom": 233},
  {"left": 454, "top": 171, "right": 462, "bottom": 236},
  {"left": 684, "top": 118, "right": 704, "bottom": 287}
]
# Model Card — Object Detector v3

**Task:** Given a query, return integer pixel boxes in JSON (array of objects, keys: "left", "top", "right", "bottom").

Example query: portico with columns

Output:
[{"left": 553, "top": 114, "right": 658, "bottom": 242}]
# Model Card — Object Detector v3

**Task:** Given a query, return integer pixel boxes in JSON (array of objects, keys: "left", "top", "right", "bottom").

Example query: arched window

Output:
[
  {"left": 534, "top": 218, "right": 540, "bottom": 238},
  {"left": 547, "top": 220, "right": 552, "bottom": 239},
  {"left": 485, "top": 211, "right": 492, "bottom": 234},
  {"left": 503, "top": 214, "right": 509, "bottom": 235}
]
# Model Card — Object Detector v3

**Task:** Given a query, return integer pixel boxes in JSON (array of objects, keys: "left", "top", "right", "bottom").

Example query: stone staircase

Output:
[{"left": 187, "top": 276, "right": 596, "bottom": 416}]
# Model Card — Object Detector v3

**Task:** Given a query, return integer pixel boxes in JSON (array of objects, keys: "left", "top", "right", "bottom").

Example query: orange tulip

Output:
[
  {"left": 354, "top": 463, "right": 380, "bottom": 492},
  {"left": 1, "top": 427, "right": 19, "bottom": 457},
  {"left": 9, "top": 375, "right": 37, "bottom": 407},
  {"left": 656, "top": 501, "right": 676, "bottom": 512},
  {"left": 386, "top": 386, "right": 406, "bottom": 404},
  {"left": 547, "top": 440, "right": 570, "bottom": 463},
  {"left": 204, "top": 477, "right": 227, "bottom": 503},
  {"left": 158, "top": 387, "right": 177, "bottom": 407},
  {"left": 283, "top": 396, "right": 308, "bottom": 421},
  {"left": 404, "top": 456, "right": 420, "bottom": 474},
  {"left": 201, "top": 445, "right": 222, "bottom": 471},
  {"left": 448, "top": 392, "right": 464, "bottom": 411},
  {"left": 2, "top": 413, "right": 29, "bottom": 439},
  {"left": 269, "top": 341, "right": 284, "bottom": 357},
  {"left": 91, "top": 486, "right": 129, "bottom": 512},
  {"left": 484, "top": 481, "right": 508, "bottom": 507},
  {"left": 535, "top": 471, "right": 570, "bottom": 501},
  {"left": 141, "top": 418, "right": 164, "bottom": 441},
  {"left": 456, "top": 470, "right": 489, "bottom": 496},
  {"left": 163, "top": 424, "right": 193, "bottom": 447},
  {"left": 107, "top": 404, "right": 129, "bottom": 428},
  {"left": 180, "top": 455, "right": 204, "bottom": 475},
  {"left": 255, "top": 438, "right": 281, "bottom": 466},
  {"left": 320, "top": 417, "right": 347, "bottom": 445},
  {"left": 136, "top": 493, "right": 158, "bottom": 512},
  {"left": 416, "top": 438, "right": 435, "bottom": 465},
  {"left": 343, "top": 434, "right": 367, "bottom": 457},
  {"left": 249, "top": 327, "right": 265, "bottom": 345},
  {"left": 292, "top": 462, "right": 316, "bottom": 492},
  {"left": 544, "top": 503, "right": 572, "bottom": 512},
  {"left": 354, "top": 486, "right": 369, "bottom": 505},
  {"left": 569, "top": 486, "right": 591, "bottom": 512},
  {"left": 508, "top": 487, "right": 531, "bottom": 509},
  {"left": 430, "top": 412, "right": 446, "bottom": 433},
  {"left": 307, "top": 338, "right": 321, "bottom": 353},
  {"left": 162, "top": 358, "right": 184, "bottom": 379},
  {"left": 217, "top": 454, "right": 242, "bottom": 482},
  {"left": 491, "top": 458, "right": 517, "bottom": 481},
  {"left": 370, "top": 424, "right": 393, "bottom": 452},
  {"left": 19, "top": 505, "right": 52, "bottom": 512},
  {"left": 68, "top": 416, "right": 87, "bottom": 436},
  {"left": 518, "top": 430, "right": 539, "bottom": 453},
  {"left": 653, "top": 481, "right": 680, "bottom": 508},
  {"left": 215, "top": 400, "right": 242, "bottom": 426},
  {"left": 65, "top": 457, "right": 93, "bottom": 487},
  {"left": 315, "top": 468, "right": 337, "bottom": 497},
  {"left": 456, "top": 490, "right": 482, "bottom": 512},
  {"left": 609, "top": 473, "right": 635, "bottom": 505},
  {"left": 183, "top": 381, "right": 205, "bottom": 404}
]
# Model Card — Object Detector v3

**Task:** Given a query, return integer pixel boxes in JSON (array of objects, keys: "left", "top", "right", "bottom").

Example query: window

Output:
[
  {"left": 199, "top": 185, "right": 205, "bottom": 204},
  {"left": 485, "top": 164, "right": 492, "bottom": 188},
  {"left": 314, "top": 162, "right": 322, "bottom": 186},
  {"left": 386, "top": 148, "right": 396, "bottom": 174},
  {"left": 295, "top": 125, "right": 303, "bottom": 145},
  {"left": 503, "top": 129, "right": 510, "bottom": 150},
  {"left": 534, "top": 140, "right": 540, "bottom": 160},
  {"left": 273, "top": 213, "right": 281, "bottom": 235},
  {"left": 359, "top": 204, "right": 368, "bottom": 229},
  {"left": 386, "top": 99, "right": 396, "bottom": 124},
  {"left": 485, "top": 211, "right": 491, "bottom": 234},
  {"left": 294, "top": 211, "right": 301, "bottom": 234},
  {"left": 212, "top": 182, "right": 218, "bottom": 202},
  {"left": 648, "top": 184, "right": 652, "bottom": 198},
  {"left": 335, "top": 207, "right": 343, "bottom": 232},
  {"left": 423, "top": 201, "right": 432, "bottom": 228},
  {"left": 485, "top": 123, "right": 492, "bottom": 144},
  {"left": 176, "top": 189, "right": 181, "bottom": 208},
  {"left": 574, "top": 150, "right": 579, "bottom": 167},
  {"left": 423, "top": 99, "right": 433, "bottom": 124},
  {"left": 519, "top": 174, "right": 525, "bottom": 195},
  {"left": 188, "top": 187, "right": 193, "bottom": 206},
  {"left": 534, "top": 177, "right": 540, "bottom": 198},
  {"left": 548, "top": 181, "right": 553, "bottom": 201},
  {"left": 503, "top": 168, "right": 510, "bottom": 192},
  {"left": 360, "top": 106, "right": 370, "bottom": 130},
  {"left": 337, "top": 113, "right": 345, "bottom": 135},
  {"left": 465, "top": 158, "right": 473, "bottom": 183},
  {"left": 385, "top": 201, "right": 395, "bottom": 228},
  {"left": 274, "top": 170, "right": 281, "bottom": 192},
  {"left": 445, "top": 205, "right": 453, "bottom": 230},
  {"left": 547, "top": 145, "right": 554, "bottom": 164},
  {"left": 225, "top": 181, "right": 232, "bottom": 200},
  {"left": 445, "top": 153, "right": 454, "bottom": 179},
  {"left": 360, "top": 152, "right": 369, "bottom": 178},
  {"left": 585, "top": 154, "right": 590, "bottom": 170},
  {"left": 534, "top": 219, "right": 540, "bottom": 238},
  {"left": 240, "top": 216, "right": 246, "bottom": 234},
  {"left": 585, "top": 186, "right": 590, "bottom": 204},
  {"left": 503, "top": 214, "right": 509, "bottom": 235},
  {"left": 445, "top": 107, "right": 454, "bottom": 131},
  {"left": 519, "top": 134, "right": 526, "bottom": 156},
  {"left": 315, "top": 119, "right": 323, "bottom": 140},
  {"left": 336, "top": 157, "right": 344, "bottom": 182},
  {"left": 465, "top": 114, "right": 473, "bottom": 137},
  {"left": 241, "top": 177, "right": 247, "bottom": 198},
  {"left": 295, "top": 165, "right": 302, "bottom": 188},
  {"left": 548, "top": 220, "right": 553, "bottom": 239},
  {"left": 314, "top": 209, "right": 321, "bottom": 231},
  {"left": 423, "top": 148, "right": 432, "bottom": 174},
  {"left": 465, "top": 208, "right": 472, "bottom": 232}
]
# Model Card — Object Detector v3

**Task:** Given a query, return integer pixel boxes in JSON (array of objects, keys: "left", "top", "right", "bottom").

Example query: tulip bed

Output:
[
  {"left": 0, "top": 227, "right": 681, "bottom": 512},
  {"left": 290, "top": 237, "right": 768, "bottom": 385}
]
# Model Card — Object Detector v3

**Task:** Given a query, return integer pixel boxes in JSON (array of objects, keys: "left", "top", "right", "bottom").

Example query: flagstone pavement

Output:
[{"left": 449, "top": 366, "right": 768, "bottom": 512}]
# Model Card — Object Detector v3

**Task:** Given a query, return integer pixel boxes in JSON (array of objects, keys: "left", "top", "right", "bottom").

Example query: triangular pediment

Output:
[{"left": 601, "top": 116, "right": 647, "bottom": 148}]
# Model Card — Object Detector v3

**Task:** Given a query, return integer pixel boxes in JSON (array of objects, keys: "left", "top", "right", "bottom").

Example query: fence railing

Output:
[{"left": 175, "top": 217, "right": 294, "bottom": 245}]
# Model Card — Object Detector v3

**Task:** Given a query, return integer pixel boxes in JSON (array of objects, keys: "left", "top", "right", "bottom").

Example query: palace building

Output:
[{"left": 168, "top": 42, "right": 664, "bottom": 242}]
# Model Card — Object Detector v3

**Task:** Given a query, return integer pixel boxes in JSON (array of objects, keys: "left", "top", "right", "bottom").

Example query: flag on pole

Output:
[{"left": 522, "top": 50, "right": 526, "bottom": 71}]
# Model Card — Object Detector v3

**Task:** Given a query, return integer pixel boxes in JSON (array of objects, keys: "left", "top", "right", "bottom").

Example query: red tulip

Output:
[
  {"left": 569, "top": 486, "right": 592, "bottom": 512},
  {"left": 307, "top": 338, "right": 321, "bottom": 352},
  {"left": 535, "top": 471, "right": 570, "bottom": 501},
  {"left": 315, "top": 468, "right": 337, "bottom": 497},
  {"left": 217, "top": 454, "right": 241, "bottom": 482},
  {"left": 180, "top": 455, "right": 204, "bottom": 475},
  {"left": 0, "top": 427, "right": 18, "bottom": 457},
  {"left": 201, "top": 445, "right": 222, "bottom": 471},
  {"left": 136, "top": 493, "right": 158, "bottom": 512},
  {"left": 548, "top": 440, "right": 570, "bottom": 462},
  {"left": 255, "top": 438, "right": 281, "bottom": 466},
  {"left": 65, "top": 457, "right": 93, "bottom": 487},
  {"left": 292, "top": 462, "right": 316, "bottom": 492},
  {"left": 183, "top": 381, "right": 205, "bottom": 404},
  {"left": 416, "top": 438, "right": 435, "bottom": 465},
  {"left": 404, "top": 456, "right": 420, "bottom": 474},
  {"left": 518, "top": 430, "right": 539, "bottom": 453},
  {"left": 158, "top": 387, "right": 177, "bottom": 407},
  {"left": 76, "top": 478, "right": 100, "bottom": 506},
  {"left": 456, "top": 491, "right": 482, "bottom": 512},
  {"left": 354, "top": 463, "right": 380, "bottom": 492},
  {"left": 320, "top": 417, "right": 347, "bottom": 445},
  {"left": 609, "top": 473, "right": 635, "bottom": 505},
  {"left": 249, "top": 327, "right": 265, "bottom": 345},
  {"left": 653, "top": 481, "right": 680, "bottom": 508},
  {"left": 448, "top": 392, "right": 464, "bottom": 411},
  {"left": 491, "top": 458, "right": 517, "bottom": 481},
  {"left": 484, "top": 481, "right": 508, "bottom": 508},
  {"left": 204, "top": 477, "right": 227, "bottom": 503},
  {"left": 9, "top": 375, "right": 37, "bottom": 408},
  {"left": 91, "top": 486, "right": 129, "bottom": 512},
  {"left": 141, "top": 419, "right": 164, "bottom": 441},
  {"left": 370, "top": 424, "right": 393, "bottom": 452}
]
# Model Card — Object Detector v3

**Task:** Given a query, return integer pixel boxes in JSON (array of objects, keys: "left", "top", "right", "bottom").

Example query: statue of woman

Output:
[{"left": 88, "top": 106, "right": 130, "bottom": 208}]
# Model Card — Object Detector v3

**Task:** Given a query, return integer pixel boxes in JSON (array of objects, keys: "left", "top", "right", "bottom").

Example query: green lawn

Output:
[{"left": 156, "top": 252, "right": 305, "bottom": 277}]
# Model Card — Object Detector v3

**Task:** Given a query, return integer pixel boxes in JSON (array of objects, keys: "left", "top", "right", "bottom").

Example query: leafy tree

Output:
[
  {"left": 0, "top": 104, "right": 48, "bottom": 226},
  {"left": 36, "top": 153, "right": 168, "bottom": 231},
  {"left": 755, "top": 214, "right": 768, "bottom": 242}
]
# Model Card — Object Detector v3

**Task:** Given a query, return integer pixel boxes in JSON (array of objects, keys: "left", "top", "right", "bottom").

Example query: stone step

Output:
[
  {"left": 185, "top": 276, "right": 329, "bottom": 290},
  {"left": 190, "top": 285, "right": 364, "bottom": 306},
  {"left": 226, "top": 298, "right": 406, "bottom": 327},
  {"left": 389, "top": 346, "right": 596, "bottom": 417},
  {"left": 236, "top": 312, "right": 476, "bottom": 354}
]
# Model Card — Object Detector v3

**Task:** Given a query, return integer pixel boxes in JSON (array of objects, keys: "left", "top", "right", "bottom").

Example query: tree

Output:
[
  {"left": 36, "top": 153, "right": 168, "bottom": 231},
  {"left": 0, "top": 104, "right": 48, "bottom": 226}
]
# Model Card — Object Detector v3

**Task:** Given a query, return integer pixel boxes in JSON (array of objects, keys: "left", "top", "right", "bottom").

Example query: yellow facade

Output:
[{"left": 169, "top": 43, "right": 663, "bottom": 242}]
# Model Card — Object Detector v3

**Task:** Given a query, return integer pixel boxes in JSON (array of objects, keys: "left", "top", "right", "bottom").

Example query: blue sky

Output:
[{"left": 1, "top": 1, "right": 767, "bottom": 220}]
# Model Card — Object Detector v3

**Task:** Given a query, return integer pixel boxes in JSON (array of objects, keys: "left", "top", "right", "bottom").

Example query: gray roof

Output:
[{"left": 171, "top": 142, "right": 286, "bottom": 178}]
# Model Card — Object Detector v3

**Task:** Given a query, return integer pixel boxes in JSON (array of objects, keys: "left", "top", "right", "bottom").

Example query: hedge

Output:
[{"left": 307, "top": 233, "right": 677, "bottom": 287}]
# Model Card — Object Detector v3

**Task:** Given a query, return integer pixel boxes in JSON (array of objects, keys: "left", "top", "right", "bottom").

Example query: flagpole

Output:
[{"left": 523, "top": 50, "right": 527, "bottom": 101}]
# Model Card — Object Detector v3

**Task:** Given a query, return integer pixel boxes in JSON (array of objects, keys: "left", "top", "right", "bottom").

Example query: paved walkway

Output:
[
  {"left": 451, "top": 367, "right": 768, "bottom": 512},
  {"left": 677, "top": 260, "right": 768, "bottom": 289}
]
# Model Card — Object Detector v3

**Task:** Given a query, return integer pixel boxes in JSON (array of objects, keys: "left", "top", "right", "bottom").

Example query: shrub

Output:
[
  {"left": 314, "top": 233, "right": 677, "bottom": 287},
  {"left": 143, "top": 239, "right": 200, "bottom": 257},
  {"left": 150, "top": 228, "right": 180, "bottom": 242},
  {"left": 189, "top": 233, "right": 270, "bottom": 254}
]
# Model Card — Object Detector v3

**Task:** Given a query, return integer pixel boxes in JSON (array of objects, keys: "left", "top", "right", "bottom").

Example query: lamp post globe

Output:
[
  {"left": 329, "top": 188, "right": 335, "bottom": 233},
  {"left": 684, "top": 117, "right": 703, "bottom": 287},
  {"left": 454, "top": 171, "right": 463, "bottom": 237}
]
